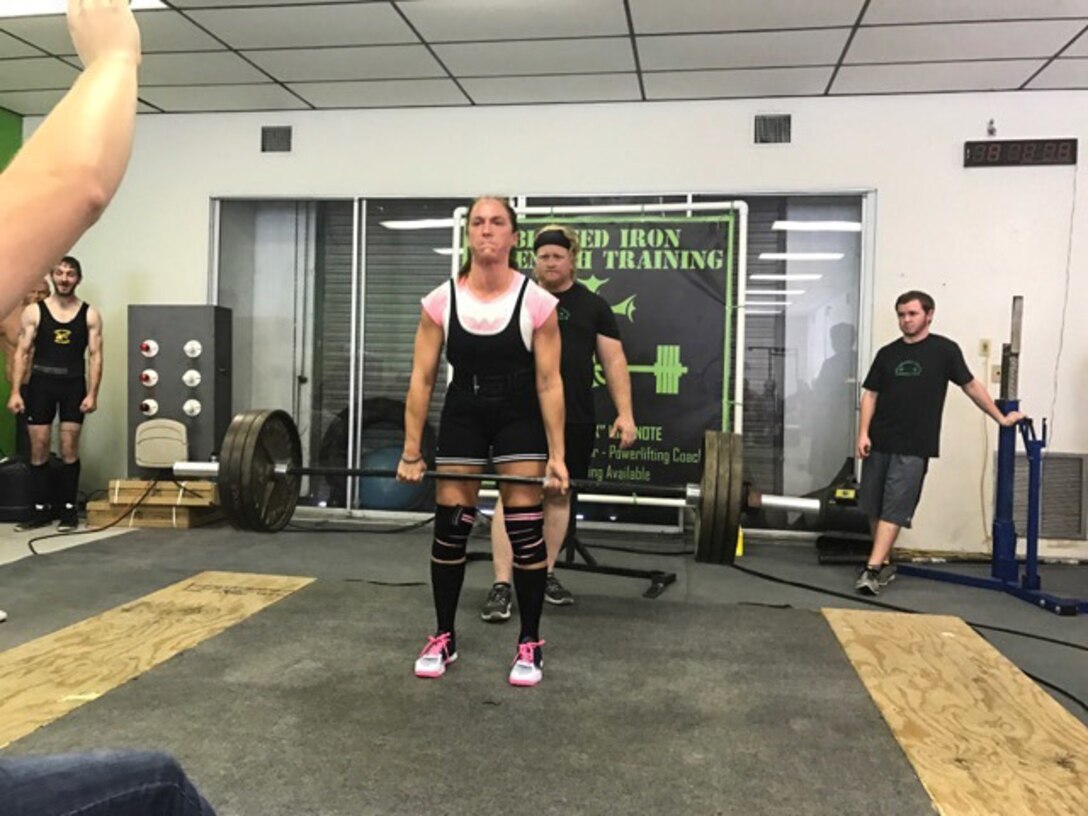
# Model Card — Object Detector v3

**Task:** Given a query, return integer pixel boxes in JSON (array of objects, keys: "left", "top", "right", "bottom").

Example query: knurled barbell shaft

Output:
[{"left": 174, "top": 459, "right": 699, "bottom": 503}]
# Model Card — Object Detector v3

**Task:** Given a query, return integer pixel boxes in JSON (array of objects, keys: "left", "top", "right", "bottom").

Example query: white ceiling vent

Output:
[{"left": 754, "top": 114, "right": 791, "bottom": 145}]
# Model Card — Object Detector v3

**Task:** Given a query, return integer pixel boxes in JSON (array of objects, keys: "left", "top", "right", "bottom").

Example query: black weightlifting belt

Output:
[
  {"left": 451, "top": 370, "right": 534, "bottom": 399},
  {"left": 32, "top": 363, "right": 80, "bottom": 378}
]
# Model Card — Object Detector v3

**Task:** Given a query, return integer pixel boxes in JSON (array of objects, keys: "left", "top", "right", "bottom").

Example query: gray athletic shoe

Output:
[
  {"left": 854, "top": 567, "right": 881, "bottom": 596},
  {"left": 544, "top": 573, "right": 574, "bottom": 606},
  {"left": 480, "top": 582, "right": 512, "bottom": 622},
  {"left": 876, "top": 563, "right": 897, "bottom": 587}
]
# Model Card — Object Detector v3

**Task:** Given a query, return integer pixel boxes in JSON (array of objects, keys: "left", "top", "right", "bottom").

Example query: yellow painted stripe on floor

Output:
[
  {"left": 0, "top": 571, "right": 313, "bottom": 749},
  {"left": 824, "top": 608, "right": 1088, "bottom": 816}
]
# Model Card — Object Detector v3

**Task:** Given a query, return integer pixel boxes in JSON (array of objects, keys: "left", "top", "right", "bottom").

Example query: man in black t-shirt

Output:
[
  {"left": 854, "top": 290, "right": 1023, "bottom": 595},
  {"left": 483, "top": 224, "right": 636, "bottom": 617}
]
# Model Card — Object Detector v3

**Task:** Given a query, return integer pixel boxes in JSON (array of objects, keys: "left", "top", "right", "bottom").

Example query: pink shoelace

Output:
[
  {"left": 420, "top": 632, "right": 452, "bottom": 659},
  {"left": 514, "top": 639, "right": 545, "bottom": 666}
]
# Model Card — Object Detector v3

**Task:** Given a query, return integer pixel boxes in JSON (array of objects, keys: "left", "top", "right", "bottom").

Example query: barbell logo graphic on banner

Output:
[{"left": 594, "top": 345, "right": 688, "bottom": 396}]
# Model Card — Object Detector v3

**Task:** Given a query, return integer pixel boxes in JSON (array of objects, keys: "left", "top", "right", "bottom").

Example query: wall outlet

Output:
[
  {"left": 979, "top": 338, "right": 991, "bottom": 357},
  {"left": 990, "top": 364, "right": 1002, "bottom": 383}
]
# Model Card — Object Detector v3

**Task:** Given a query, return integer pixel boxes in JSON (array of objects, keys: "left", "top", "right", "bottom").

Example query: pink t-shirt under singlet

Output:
[{"left": 421, "top": 273, "right": 557, "bottom": 351}]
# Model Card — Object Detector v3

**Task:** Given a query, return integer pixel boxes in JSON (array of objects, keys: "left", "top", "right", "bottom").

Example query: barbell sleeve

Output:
[
  {"left": 175, "top": 461, "right": 221, "bottom": 480},
  {"left": 746, "top": 492, "right": 822, "bottom": 515}
]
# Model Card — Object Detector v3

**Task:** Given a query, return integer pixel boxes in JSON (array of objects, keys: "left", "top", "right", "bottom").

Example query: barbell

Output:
[{"left": 172, "top": 409, "right": 824, "bottom": 564}]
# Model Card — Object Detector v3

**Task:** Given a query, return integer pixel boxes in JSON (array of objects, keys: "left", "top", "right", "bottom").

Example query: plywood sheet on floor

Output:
[
  {"left": 0, "top": 570, "right": 313, "bottom": 748},
  {"left": 824, "top": 608, "right": 1088, "bottom": 816}
]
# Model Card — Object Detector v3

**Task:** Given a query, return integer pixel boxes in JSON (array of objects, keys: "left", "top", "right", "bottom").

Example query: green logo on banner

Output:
[
  {"left": 595, "top": 344, "right": 688, "bottom": 395},
  {"left": 611, "top": 294, "right": 636, "bottom": 323},
  {"left": 581, "top": 274, "right": 609, "bottom": 294}
]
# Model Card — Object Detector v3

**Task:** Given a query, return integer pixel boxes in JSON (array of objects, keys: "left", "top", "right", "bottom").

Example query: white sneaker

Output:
[
  {"left": 414, "top": 633, "right": 457, "bottom": 678},
  {"left": 0, "top": 609, "right": 7, "bottom": 623},
  {"left": 508, "top": 640, "right": 544, "bottom": 687}
]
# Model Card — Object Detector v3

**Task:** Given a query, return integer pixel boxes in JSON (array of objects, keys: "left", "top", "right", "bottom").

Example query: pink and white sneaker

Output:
[
  {"left": 414, "top": 633, "right": 457, "bottom": 678},
  {"left": 508, "top": 639, "right": 544, "bottom": 687}
]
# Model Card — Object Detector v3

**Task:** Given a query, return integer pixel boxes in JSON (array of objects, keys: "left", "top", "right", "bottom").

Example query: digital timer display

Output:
[{"left": 964, "top": 139, "right": 1077, "bottom": 167}]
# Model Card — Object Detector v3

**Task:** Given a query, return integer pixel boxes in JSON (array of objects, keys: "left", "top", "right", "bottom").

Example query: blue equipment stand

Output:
[{"left": 898, "top": 402, "right": 1088, "bottom": 616}]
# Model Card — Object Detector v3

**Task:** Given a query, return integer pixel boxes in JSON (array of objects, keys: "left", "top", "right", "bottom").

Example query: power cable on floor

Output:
[
  {"left": 25, "top": 481, "right": 161, "bottom": 556},
  {"left": 728, "top": 562, "right": 1088, "bottom": 715}
]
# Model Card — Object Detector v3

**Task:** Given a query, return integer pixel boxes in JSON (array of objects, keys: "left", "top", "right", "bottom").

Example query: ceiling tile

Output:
[
  {"left": 170, "top": 0, "right": 385, "bottom": 5},
  {"left": 1027, "top": 56, "right": 1088, "bottom": 87},
  {"left": 139, "top": 52, "right": 269, "bottom": 86},
  {"left": 639, "top": 29, "right": 850, "bottom": 70},
  {"left": 291, "top": 79, "right": 468, "bottom": 108},
  {"left": 461, "top": 73, "right": 641, "bottom": 104},
  {"left": 139, "top": 83, "right": 311, "bottom": 113},
  {"left": 1064, "top": 28, "right": 1088, "bottom": 55},
  {"left": 630, "top": 0, "right": 865, "bottom": 33},
  {"left": 847, "top": 20, "right": 1085, "bottom": 62},
  {"left": 0, "top": 10, "right": 224, "bottom": 56},
  {"left": 400, "top": 0, "right": 628, "bottom": 42},
  {"left": 187, "top": 3, "right": 415, "bottom": 49},
  {"left": 0, "top": 57, "right": 78, "bottom": 91},
  {"left": 0, "top": 30, "right": 42, "bottom": 58},
  {"left": 644, "top": 66, "right": 833, "bottom": 98},
  {"left": 245, "top": 45, "right": 443, "bottom": 82},
  {"left": 436, "top": 37, "right": 634, "bottom": 77},
  {"left": 864, "top": 0, "right": 1088, "bottom": 25},
  {"left": 832, "top": 59, "right": 1043, "bottom": 93},
  {"left": 0, "top": 88, "right": 64, "bottom": 115}
]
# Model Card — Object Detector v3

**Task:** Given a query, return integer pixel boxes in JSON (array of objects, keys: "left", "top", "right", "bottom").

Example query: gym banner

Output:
[{"left": 518, "top": 215, "right": 736, "bottom": 491}]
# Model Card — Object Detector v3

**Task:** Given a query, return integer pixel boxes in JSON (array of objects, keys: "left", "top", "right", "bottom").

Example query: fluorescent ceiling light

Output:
[
  {"left": 0, "top": 0, "right": 165, "bottom": 16},
  {"left": 759, "top": 252, "right": 844, "bottom": 261},
  {"left": 380, "top": 218, "right": 455, "bottom": 231},
  {"left": 745, "top": 310, "right": 784, "bottom": 316},
  {"left": 772, "top": 220, "right": 861, "bottom": 232},
  {"left": 745, "top": 289, "right": 805, "bottom": 296},
  {"left": 432, "top": 248, "right": 454, "bottom": 256},
  {"left": 749, "top": 274, "right": 823, "bottom": 282},
  {"left": 745, "top": 301, "right": 792, "bottom": 307}
]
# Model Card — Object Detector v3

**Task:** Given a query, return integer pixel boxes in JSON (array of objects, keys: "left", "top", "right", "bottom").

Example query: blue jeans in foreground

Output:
[{"left": 0, "top": 750, "right": 217, "bottom": 816}]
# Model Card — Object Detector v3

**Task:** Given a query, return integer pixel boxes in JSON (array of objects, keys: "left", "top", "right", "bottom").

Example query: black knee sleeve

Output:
[
  {"left": 432, "top": 504, "right": 476, "bottom": 562},
  {"left": 504, "top": 504, "right": 546, "bottom": 567}
]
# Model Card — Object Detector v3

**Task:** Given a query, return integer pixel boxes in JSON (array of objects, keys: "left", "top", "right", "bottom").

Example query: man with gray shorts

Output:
[{"left": 854, "top": 290, "right": 1024, "bottom": 595}]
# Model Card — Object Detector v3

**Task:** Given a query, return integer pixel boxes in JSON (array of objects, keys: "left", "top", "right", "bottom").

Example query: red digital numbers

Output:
[{"left": 965, "top": 139, "right": 1076, "bottom": 167}]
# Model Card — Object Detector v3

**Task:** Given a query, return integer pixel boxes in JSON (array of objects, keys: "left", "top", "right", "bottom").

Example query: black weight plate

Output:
[
  {"left": 218, "top": 410, "right": 265, "bottom": 531},
  {"left": 695, "top": 430, "right": 720, "bottom": 563},
  {"left": 709, "top": 431, "right": 733, "bottom": 564},
  {"left": 239, "top": 409, "right": 302, "bottom": 532},
  {"left": 723, "top": 432, "right": 744, "bottom": 565}
]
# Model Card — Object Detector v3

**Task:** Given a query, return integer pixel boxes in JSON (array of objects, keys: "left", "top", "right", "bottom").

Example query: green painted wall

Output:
[{"left": 0, "top": 108, "right": 22, "bottom": 456}]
